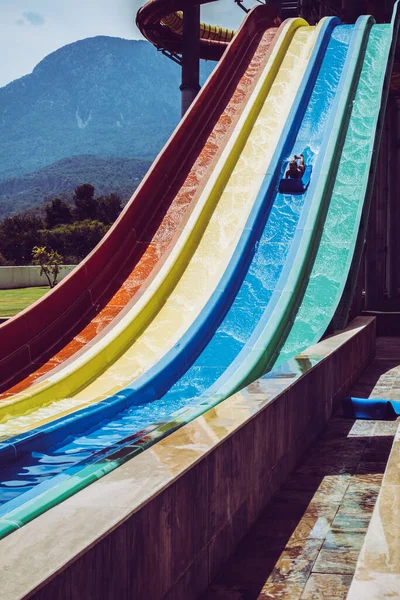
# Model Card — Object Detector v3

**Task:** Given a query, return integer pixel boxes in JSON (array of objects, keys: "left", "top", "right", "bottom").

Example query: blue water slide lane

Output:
[
  {"left": 0, "top": 19, "right": 344, "bottom": 512},
  {"left": 158, "top": 24, "right": 357, "bottom": 402},
  {"left": 213, "top": 16, "right": 373, "bottom": 393},
  {"left": 156, "top": 22, "right": 358, "bottom": 410},
  {"left": 0, "top": 19, "right": 336, "bottom": 464},
  {"left": 4, "top": 16, "right": 389, "bottom": 518}
]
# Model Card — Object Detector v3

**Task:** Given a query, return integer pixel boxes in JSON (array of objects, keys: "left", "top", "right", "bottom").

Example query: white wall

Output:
[{"left": 0, "top": 266, "right": 76, "bottom": 289}]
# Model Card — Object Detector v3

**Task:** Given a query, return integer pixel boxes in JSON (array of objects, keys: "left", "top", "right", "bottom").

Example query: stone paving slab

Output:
[
  {"left": 201, "top": 337, "right": 400, "bottom": 600},
  {"left": 347, "top": 424, "right": 400, "bottom": 599}
]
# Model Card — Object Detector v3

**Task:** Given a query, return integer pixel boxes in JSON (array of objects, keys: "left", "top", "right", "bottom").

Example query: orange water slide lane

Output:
[{"left": 0, "top": 7, "right": 279, "bottom": 400}]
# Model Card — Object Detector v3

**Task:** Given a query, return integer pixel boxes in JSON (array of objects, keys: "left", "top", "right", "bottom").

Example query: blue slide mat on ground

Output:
[{"left": 343, "top": 396, "right": 400, "bottom": 420}]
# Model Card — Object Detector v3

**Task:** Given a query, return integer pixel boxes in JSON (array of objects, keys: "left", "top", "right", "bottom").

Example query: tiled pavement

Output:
[
  {"left": 347, "top": 423, "right": 400, "bottom": 599},
  {"left": 351, "top": 337, "right": 400, "bottom": 400},
  {"left": 347, "top": 338, "right": 400, "bottom": 599},
  {"left": 201, "top": 338, "right": 400, "bottom": 599}
]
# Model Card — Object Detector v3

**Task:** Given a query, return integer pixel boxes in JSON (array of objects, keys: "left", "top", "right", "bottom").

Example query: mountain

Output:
[
  {"left": 0, "top": 36, "right": 214, "bottom": 183},
  {"left": 0, "top": 155, "right": 152, "bottom": 219}
]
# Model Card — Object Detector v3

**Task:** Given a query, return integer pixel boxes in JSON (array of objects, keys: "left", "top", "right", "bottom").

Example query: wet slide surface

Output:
[
  {"left": 0, "top": 5, "right": 277, "bottom": 397},
  {"left": 0, "top": 10, "right": 277, "bottom": 402},
  {"left": 0, "top": 3, "right": 398, "bottom": 537},
  {"left": 0, "top": 20, "right": 318, "bottom": 513},
  {"left": 160, "top": 23, "right": 352, "bottom": 402},
  {"left": 0, "top": 18, "right": 306, "bottom": 440},
  {"left": 274, "top": 23, "right": 394, "bottom": 368}
]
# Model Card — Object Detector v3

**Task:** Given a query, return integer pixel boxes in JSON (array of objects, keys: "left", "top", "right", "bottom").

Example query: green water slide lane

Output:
[
  {"left": 332, "top": 1, "right": 400, "bottom": 329},
  {"left": 274, "top": 6, "right": 400, "bottom": 369}
]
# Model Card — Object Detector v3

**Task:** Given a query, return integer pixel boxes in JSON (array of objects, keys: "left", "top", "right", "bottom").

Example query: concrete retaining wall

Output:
[
  {"left": 0, "top": 317, "right": 376, "bottom": 600},
  {"left": 0, "top": 266, "right": 76, "bottom": 289}
]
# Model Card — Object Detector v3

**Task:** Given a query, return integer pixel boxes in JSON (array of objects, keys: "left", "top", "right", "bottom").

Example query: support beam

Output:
[
  {"left": 180, "top": 5, "right": 201, "bottom": 117},
  {"left": 365, "top": 154, "right": 378, "bottom": 309},
  {"left": 376, "top": 109, "right": 389, "bottom": 304},
  {"left": 389, "top": 97, "right": 400, "bottom": 301}
]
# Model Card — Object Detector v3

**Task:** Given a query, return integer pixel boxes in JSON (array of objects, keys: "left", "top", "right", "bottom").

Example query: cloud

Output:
[{"left": 16, "top": 11, "right": 45, "bottom": 26}]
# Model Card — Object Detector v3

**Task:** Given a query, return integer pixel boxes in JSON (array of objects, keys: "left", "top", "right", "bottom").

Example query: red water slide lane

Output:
[{"left": 0, "top": 4, "right": 279, "bottom": 398}]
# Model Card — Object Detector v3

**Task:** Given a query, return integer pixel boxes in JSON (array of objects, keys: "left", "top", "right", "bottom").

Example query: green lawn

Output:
[{"left": 0, "top": 286, "right": 49, "bottom": 318}]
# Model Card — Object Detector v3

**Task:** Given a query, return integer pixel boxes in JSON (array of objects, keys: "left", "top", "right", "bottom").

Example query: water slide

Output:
[
  {"left": 0, "top": 1, "right": 398, "bottom": 538},
  {"left": 0, "top": 3, "right": 298, "bottom": 529},
  {"left": 135, "top": 0, "right": 237, "bottom": 59},
  {"left": 0, "top": 12, "right": 311, "bottom": 437},
  {"left": 0, "top": 2, "right": 278, "bottom": 397}
]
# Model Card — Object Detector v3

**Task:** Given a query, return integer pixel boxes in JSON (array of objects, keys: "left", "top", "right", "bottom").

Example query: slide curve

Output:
[
  {"left": 0, "top": 1, "right": 398, "bottom": 540},
  {"left": 0, "top": 3, "right": 278, "bottom": 398},
  {"left": 0, "top": 13, "right": 304, "bottom": 440}
]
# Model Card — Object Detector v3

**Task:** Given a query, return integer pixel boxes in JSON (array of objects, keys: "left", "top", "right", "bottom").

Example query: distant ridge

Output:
[
  {"left": 0, "top": 36, "right": 214, "bottom": 184},
  {"left": 0, "top": 155, "right": 152, "bottom": 219}
]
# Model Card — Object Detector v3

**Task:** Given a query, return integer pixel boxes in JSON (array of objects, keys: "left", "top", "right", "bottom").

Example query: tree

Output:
[
  {"left": 0, "top": 183, "right": 121, "bottom": 266},
  {"left": 73, "top": 184, "right": 97, "bottom": 221},
  {"left": 97, "top": 193, "right": 122, "bottom": 225},
  {"left": 0, "top": 214, "right": 44, "bottom": 264},
  {"left": 45, "top": 198, "right": 73, "bottom": 228},
  {"left": 32, "top": 246, "right": 63, "bottom": 288},
  {"left": 40, "top": 219, "right": 109, "bottom": 263}
]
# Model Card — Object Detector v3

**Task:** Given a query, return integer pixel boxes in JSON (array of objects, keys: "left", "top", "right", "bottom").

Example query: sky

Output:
[{"left": 0, "top": 0, "right": 261, "bottom": 88}]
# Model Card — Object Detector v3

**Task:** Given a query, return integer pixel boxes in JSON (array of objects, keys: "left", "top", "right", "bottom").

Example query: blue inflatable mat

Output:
[
  {"left": 279, "top": 164, "right": 313, "bottom": 194},
  {"left": 343, "top": 396, "right": 400, "bottom": 420}
]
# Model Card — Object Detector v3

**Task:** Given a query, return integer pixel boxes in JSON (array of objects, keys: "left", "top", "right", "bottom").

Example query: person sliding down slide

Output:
[{"left": 285, "top": 153, "right": 305, "bottom": 178}]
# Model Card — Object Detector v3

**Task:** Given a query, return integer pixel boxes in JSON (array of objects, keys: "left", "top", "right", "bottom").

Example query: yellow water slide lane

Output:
[{"left": 0, "top": 19, "right": 318, "bottom": 440}]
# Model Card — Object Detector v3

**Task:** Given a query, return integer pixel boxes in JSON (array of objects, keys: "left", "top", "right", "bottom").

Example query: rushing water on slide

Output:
[
  {"left": 274, "top": 24, "right": 392, "bottom": 368},
  {"left": 0, "top": 25, "right": 354, "bottom": 512}
]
